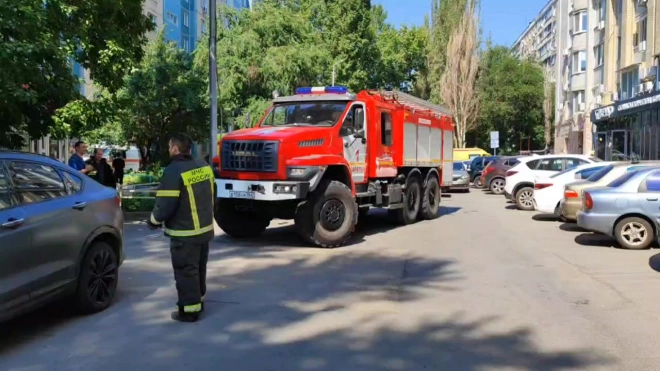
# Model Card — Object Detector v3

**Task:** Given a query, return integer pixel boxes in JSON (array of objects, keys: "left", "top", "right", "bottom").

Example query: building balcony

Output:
[
  {"left": 592, "top": 30, "right": 604, "bottom": 45},
  {"left": 573, "top": 0, "right": 588, "bottom": 11},
  {"left": 570, "top": 73, "right": 586, "bottom": 91}
]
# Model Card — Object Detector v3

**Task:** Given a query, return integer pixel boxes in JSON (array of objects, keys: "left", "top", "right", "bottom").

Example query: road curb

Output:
[{"left": 123, "top": 211, "right": 150, "bottom": 222}]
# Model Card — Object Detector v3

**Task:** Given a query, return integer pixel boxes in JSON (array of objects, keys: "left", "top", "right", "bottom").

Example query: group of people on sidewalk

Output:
[{"left": 67, "top": 141, "right": 125, "bottom": 188}]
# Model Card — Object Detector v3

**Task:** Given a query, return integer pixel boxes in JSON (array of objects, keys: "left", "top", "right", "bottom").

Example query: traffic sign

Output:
[{"left": 490, "top": 131, "right": 499, "bottom": 149}]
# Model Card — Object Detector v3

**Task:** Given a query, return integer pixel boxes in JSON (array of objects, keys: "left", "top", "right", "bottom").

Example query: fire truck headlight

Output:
[
  {"left": 273, "top": 184, "right": 298, "bottom": 194},
  {"left": 287, "top": 166, "right": 321, "bottom": 180}
]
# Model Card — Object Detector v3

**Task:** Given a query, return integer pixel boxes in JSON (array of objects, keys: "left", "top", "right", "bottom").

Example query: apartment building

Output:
[
  {"left": 589, "top": 0, "right": 660, "bottom": 161},
  {"left": 512, "top": 0, "right": 559, "bottom": 73}
]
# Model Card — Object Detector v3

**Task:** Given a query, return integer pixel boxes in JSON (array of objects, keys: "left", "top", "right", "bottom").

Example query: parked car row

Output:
[{"left": 474, "top": 152, "right": 660, "bottom": 250}]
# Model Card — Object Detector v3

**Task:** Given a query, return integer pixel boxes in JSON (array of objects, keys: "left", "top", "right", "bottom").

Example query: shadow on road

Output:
[
  {"left": 574, "top": 233, "right": 616, "bottom": 248},
  {"left": 648, "top": 253, "right": 660, "bottom": 273},
  {"left": 532, "top": 214, "right": 561, "bottom": 222},
  {"left": 505, "top": 205, "right": 518, "bottom": 210},
  {"left": 560, "top": 223, "right": 587, "bottom": 232},
  {"left": 213, "top": 206, "right": 462, "bottom": 249},
  {"left": 0, "top": 240, "right": 614, "bottom": 370}
]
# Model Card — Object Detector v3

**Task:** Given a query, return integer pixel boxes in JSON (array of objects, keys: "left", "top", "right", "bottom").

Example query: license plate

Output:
[{"left": 229, "top": 191, "right": 255, "bottom": 199}]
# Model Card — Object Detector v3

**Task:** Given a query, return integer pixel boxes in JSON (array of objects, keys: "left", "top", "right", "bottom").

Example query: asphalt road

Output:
[{"left": 3, "top": 189, "right": 660, "bottom": 370}]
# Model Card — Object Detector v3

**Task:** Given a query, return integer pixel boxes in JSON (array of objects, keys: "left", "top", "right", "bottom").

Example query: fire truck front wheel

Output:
[
  {"left": 294, "top": 180, "right": 358, "bottom": 248},
  {"left": 215, "top": 199, "right": 271, "bottom": 238}
]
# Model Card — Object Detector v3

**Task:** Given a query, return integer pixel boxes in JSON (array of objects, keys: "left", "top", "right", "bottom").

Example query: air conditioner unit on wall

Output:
[
  {"left": 563, "top": 48, "right": 569, "bottom": 56},
  {"left": 611, "top": 92, "right": 619, "bottom": 101},
  {"left": 579, "top": 102, "right": 586, "bottom": 111},
  {"left": 596, "top": 95, "right": 602, "bottom": 104}
]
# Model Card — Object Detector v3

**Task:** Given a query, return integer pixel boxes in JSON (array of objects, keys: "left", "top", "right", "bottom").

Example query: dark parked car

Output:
[
  {"left": 0, "top": 151, "right": 124, "bottom": 323},
  {"left": 481, "top": 156, "right": 523, "bottom": 195},
  {"left": 468, "top": 156, "right": 499, "bottom": 187}
]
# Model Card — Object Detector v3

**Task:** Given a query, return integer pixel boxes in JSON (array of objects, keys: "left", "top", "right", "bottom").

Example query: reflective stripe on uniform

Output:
[
  {"left": 156, "top": 190, "right": 180, "bottom": 197},
  {"left": 150, "top": 213, "right": 162, "bottom": 225},
  {"left": 165, "top": 224, "right": 214, "bottom": 237},
  {"left": 180, "top": 167, "right": 215, "bottom": 231},
  {"left": 183, "top": 303, "right": 202, "bottom": 313}
]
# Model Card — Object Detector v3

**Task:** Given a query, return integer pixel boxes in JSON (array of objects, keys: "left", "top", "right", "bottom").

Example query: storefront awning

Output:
[{"left": 591, "top": 90, "right": 660, "bottom": 123}]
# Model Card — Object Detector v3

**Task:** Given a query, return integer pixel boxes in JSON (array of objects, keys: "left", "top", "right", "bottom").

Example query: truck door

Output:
[{"left": 340, "top": 103, "right": 367, "bottom": 183}]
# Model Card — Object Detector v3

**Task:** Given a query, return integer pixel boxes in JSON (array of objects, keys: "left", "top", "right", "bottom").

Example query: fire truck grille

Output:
[{"left": 221, "top": 140, "right": 279, "bottom": 173}]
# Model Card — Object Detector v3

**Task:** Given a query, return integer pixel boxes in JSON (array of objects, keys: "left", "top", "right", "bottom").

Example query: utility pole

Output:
[
  {"left": 209, "top": 0, "right": 218, "bottom": 160},
  {"left": 331, "top": 59, "right": 343, "bottom": 86}
]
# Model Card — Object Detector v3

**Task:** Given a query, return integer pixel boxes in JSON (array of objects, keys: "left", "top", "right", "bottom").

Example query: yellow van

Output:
[{"left": 453, "top": 148, "right": 490, "bottom": 161}]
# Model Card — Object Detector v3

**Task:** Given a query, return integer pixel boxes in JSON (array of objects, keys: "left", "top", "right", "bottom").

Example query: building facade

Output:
[
  {"left": 589, "top": 0, "right": 660, "bottom": 161},
  {"left": 512, "top": 0, "right": 559, "bottom": 72}
]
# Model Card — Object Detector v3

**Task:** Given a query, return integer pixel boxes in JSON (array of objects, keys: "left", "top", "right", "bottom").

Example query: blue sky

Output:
[{"left": 372, "top": 0, "right": 549, "bottom": 47}]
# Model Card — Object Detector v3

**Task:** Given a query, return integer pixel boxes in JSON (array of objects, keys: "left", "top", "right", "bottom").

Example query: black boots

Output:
[{"left": 171, "top": 310, "right": 200, "bottom": 323}]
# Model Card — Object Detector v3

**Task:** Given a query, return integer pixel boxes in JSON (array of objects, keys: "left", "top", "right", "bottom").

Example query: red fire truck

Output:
[{"left": 214, "top": 86, "right": 454, "bottom": 247}]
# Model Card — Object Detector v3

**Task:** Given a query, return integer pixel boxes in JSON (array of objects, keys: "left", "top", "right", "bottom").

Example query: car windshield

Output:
[
  {"left": 453, "top": 162, "right": 464, "bottom": 171},
  {"left": 261, "top": 101, "right": 349, "bottom": 127},
  {"left": 586, "top": 164, "right": 613, "bottom": 182},
  {"left": 607, "top": 170, "right": 638, "bottom": 187}
]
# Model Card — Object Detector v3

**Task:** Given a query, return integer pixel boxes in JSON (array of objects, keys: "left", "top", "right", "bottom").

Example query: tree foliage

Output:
[
  {"left": 113, "top": 32, "right": 208, "bottom": 165},
  {"left": 0, "top": 0, "right": 153, "bottom": 148},
  {"left": 440, "top": 0, "right": 480, "bottom": 148},
  {"left": 476, "top": 46, "right": 546, "bottom": 152}
]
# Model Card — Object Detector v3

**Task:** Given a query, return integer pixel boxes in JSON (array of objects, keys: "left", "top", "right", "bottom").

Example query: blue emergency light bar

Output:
[{"left": 295, "top": 86, "right": 349, "bottom": 95}]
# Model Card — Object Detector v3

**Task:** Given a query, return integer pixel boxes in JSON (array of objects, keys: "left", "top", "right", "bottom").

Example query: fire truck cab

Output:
[{"left": 214, "top": 86, "right": 454, "bottom": 247}]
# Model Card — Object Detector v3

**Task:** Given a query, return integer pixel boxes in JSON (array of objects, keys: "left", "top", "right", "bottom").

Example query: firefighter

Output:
[{"left": 146, "top": 133, "right": 216, "bottom": 323}]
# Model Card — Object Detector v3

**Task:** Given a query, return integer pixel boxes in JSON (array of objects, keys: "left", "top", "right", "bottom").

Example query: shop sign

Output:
[{"left": 591, "top": 90, "right": 660, "bottom": 123}]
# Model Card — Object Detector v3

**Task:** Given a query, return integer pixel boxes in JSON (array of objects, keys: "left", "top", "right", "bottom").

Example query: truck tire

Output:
[
  {"left": 420, "top": 176, "right": 440, "bottom": 220},
  {"left": 395, "top": 177, "right": 421, "bottom": 225},
  {"left": 294, "top": 180, "right": 357, "bottom": 248},
  {"left": 215, "top": 199, "right": 270, "bottom": 238}
]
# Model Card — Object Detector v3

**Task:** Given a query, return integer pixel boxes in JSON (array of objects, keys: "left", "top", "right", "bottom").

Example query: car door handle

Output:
[
  {"left": 72, "top": 202, "right": 87, "bottom": 210},
  {"left": 647, "top": 198, "right": 658, "bottom": 201},
  {"left": 2, "top": 218, "right": 24, "bottom": 228}
]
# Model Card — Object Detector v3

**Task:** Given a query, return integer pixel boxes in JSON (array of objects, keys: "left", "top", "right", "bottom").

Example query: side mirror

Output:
[{"left": 354, "top": 129, "right": 365, "bottom": 139}]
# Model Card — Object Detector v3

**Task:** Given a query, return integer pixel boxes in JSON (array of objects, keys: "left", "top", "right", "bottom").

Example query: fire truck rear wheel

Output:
[
  {"left": 294, "top": 180, "right": 358, "bottom": 248},
  {"left": 395, "top": 177, "right": 421, "bottom": 225},
  {"left": 215, "top": 199, "right": 270, "bottom": 238},
  {"left": 420, "top": 176, "right": 440, "bottom": 220}
]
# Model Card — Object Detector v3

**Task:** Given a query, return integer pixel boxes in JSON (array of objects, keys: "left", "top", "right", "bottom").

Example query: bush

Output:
[
  {"left": 123, "top": 166, "right": 163, "bottom": 185},
  {"left": 121, "top": 198, "right": 156, "bottom": 212}
]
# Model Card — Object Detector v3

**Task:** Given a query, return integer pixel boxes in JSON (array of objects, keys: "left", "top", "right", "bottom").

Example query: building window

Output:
[
  {"left": 201, "top": 0, "right": 208, "bottom": 14},
  {"left": 620, "top": 69, "right": 640, "bottom": 99},
  {"left": 201, "top": 19, "right": 207, "bottom": 34},
  {"left": 572, "top": 50, "right": 587, "bottom": 73},
  {"left": 634, "top": 19, "right": 647, "bottom": 50},
  {"left": 594, "top": 44, "right": 604, "bottom": 66},
  {"left": 183, "top": 10, "right": 189, "bottom": 27},
  {"left": 166, "top": 11, "right": 178, "bottom": 25},
  {"left": 572, "top": 11, "right": 588, "bottom": 33},
  {"left": 596, "top": 0, "right": 606, "bottom": 23},
  {"left": 572, "top": 91, "right": 585, "bottom": 112}
]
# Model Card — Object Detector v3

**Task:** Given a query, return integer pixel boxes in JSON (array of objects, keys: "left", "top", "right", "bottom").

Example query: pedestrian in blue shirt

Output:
[{"left": 68, "top": 141, "right": 93, "bottom": 175}]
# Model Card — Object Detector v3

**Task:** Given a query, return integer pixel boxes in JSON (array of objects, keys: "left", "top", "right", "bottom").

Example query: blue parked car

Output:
[{"left": 0, "top": 151, "right": 124, "bottom": 322}]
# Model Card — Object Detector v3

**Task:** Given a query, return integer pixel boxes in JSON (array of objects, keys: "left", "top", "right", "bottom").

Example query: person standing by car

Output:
[
  {"left": 146, "top": 133, "right": 216, "bottom": 323},
  {"left": 68, "top": 140, "right": 94, "bottom": 175},
  {"left": 112, "top": 154, "right": 125, "bottom": 186},
  {"left": 86, "top": 149, "right": 116, "bottom": 188}
]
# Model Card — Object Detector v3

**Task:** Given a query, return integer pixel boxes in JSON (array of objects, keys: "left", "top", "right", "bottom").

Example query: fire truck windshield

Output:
[{"left": 261, "top": 101, "right": 349, "bottom": 127}]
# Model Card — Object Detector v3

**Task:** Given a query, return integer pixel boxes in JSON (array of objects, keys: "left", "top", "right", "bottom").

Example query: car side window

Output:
[
  {"left": 537, "top": 158, "right": 563, "bottom": 171},
  {"left": 525, "top": 159, "right": 540, "bottom": 169},
  {"left": 565, "top": 158, "right": 586, "bottom": 169},
  {"left": 645, "top": 171, "right": 660, "bottom": 192},
  {"left": 61, "top": 171, "right": 83, "bottom": 194},
  {"left": 7, "top": 161, "right": 68, "bottom": 205},
  {"left": 0, "top": 162, "right": 18, "bottom": 210}
]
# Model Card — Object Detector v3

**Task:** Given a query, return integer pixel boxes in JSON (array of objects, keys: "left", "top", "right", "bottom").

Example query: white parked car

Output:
[
  {"left": 503, "top": 154, "right": 602, "bottom": 210},
  {"left": 532, "top": 162, "right": 613, "bottom": 215}
]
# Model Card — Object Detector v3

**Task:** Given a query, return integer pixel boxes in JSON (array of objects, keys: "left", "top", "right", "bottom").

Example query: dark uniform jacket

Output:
[{"left": 150, "top": 154, "right": 216, "bottom": 243}]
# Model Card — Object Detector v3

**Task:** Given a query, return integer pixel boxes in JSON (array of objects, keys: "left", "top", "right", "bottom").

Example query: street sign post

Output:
[{"left": 490, "top": 131, "right": 499, "bottom": 155}]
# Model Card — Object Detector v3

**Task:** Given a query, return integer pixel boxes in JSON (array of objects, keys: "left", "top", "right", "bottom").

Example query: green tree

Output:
[
  {"left": 476, "top": 46, "right": 546, "bottom": 152},
  {"left": 113, "top": 32, "right": 208, "bottom": 166},
  {"left": 427, "top": 0, "right": 469, "bottom": 104},
  {"left": 0, "top": 0, "right": 154, "bottom": 148}
]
